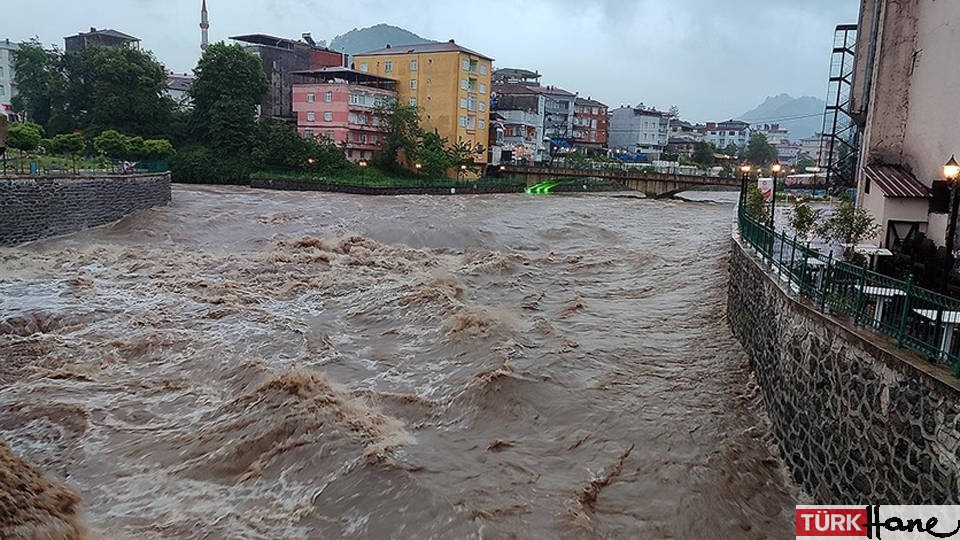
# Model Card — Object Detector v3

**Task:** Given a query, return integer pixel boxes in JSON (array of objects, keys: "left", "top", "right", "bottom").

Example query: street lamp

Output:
[
  {"left": 415, "top": 162, "right": 422, "bottom": 173},
  {"left": 770, "top": 163, "right": 783, "bottom": 227},
  {"left": 739, "top": 164, "right": 752, "bottom": 209},
  {"left": 943, "top": 155, "right": 960, "bottom": 254}
]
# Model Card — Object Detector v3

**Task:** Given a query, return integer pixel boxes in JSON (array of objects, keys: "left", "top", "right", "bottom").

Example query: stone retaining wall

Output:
[
  {"left": 728, "top": 233, "right": 960, "bottom": 503},
  {"left": 0, "top": 173, "right": 171, "bottom": 246}
]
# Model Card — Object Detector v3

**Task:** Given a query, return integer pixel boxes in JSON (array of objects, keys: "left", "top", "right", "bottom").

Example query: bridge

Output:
[{"left": 500, "top": 166, "right": 741, "bottom": 198}]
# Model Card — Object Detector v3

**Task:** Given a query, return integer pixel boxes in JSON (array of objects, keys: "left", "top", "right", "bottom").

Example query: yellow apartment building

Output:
[{"left": 353, "top": 40, "right": 494, "bottom": 165}]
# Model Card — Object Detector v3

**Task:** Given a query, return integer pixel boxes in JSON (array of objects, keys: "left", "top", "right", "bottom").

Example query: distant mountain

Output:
[
  {"left": 740, "top": 94, "right": 826, "bottom": 141},
  {"left": 329, "top": 24, "right": 433, "bottom": 56}
]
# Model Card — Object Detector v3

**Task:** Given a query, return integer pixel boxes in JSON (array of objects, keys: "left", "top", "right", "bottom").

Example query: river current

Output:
[{"left": 0, "top": 185, "right": 802, "bottom": 539}]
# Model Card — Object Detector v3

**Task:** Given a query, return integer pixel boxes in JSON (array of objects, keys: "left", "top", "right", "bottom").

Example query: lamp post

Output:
[
  {"left": 770, "top": 163, "right": 783, "bottom": 227},
  {"left": 944, "top": 155, "right": 960, "bottom": 255},
  {"left": 739, "top": 164, "right": 751, "bottom": 210}
]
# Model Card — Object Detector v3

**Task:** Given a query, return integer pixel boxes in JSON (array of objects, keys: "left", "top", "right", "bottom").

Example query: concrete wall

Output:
[
  {"left": 728, "top": 234, "right": 960, "bottom": 503},
  {"left": 0, "top": 173, "right": 170, "bottom": 246}
]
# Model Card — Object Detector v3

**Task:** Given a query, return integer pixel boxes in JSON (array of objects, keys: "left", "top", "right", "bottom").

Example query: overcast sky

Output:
[{"left": 3, "top": 0, "right": 860, "bottom": 122}]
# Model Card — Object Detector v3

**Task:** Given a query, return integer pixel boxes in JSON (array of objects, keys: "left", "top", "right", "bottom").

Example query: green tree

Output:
[
  {"left": 692, "top": 141, "right": 715, "bottom": 166},
  {"left": 142, "top": 139, "right": 176, "bottom": 161},
  {"left": 72, "top": 46, "right": 174, "bottom": 136},
  {"left": 744, "top": 133, "right": 779, "bottom": 166},
  {"left": 188, "top": 43, "right": 268, "bottom": 155},
  {"left": 8, "top": 122, "right": 44, "bottom": 172},
  {"left": 414, "top": 131, "right": 454, "bottom": 178},
  {"left": 723, "top": 143, "right": 740, "bottom": 159},
  {"left": 788, "top": 198, "right": 822, "bottom": 240},
  {"left": 373, "top": 101, "right": 422, "bottom": 175},
  {"left": 744, "top": 183, "right": 768, "bottom": 225},
  {"left": 818, "top": 197, "right": 882, "bottom": 260},
  {"left": 50, "top": 132, "right": 86, "bottom": 173},
  {"left": 93, "top": 129, "right": 130, "bottom": 160},
  {"left": 10, "top": 40, "right": 64, "bottom": 131},
  {"left": 795, "top": 155, "right": 817, "bottom": 172}
]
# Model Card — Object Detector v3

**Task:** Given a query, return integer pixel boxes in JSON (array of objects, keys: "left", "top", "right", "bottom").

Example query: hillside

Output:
[
  {"left": 740, "top": 94, "right": 826, "bottom": 141},
  {"left": 329, "top": 24, "right": 433, "bottom": 56}
]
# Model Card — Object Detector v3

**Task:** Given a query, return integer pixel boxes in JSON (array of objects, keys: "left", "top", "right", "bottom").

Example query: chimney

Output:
[
  {"left": 302, "top": 32, "right": 316, "bottom": 47},
  {"left": 90, "top": 27, "right": 97, "bottom": 33},
  {"left": 448, "top": 39, "right": 455, "bottom": 44},
  {"left": 385, "top": 43, "right": 391, "bottom": 48}
]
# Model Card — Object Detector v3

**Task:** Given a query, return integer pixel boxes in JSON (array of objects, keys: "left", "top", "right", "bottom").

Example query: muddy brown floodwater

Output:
[{"left": 0, "top": 185, "right": 802, "bottom": 539}]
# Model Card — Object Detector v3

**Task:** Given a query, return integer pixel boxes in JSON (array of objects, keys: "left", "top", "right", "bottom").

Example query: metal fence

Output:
[{"left": 738, "top": 210, "right": 960, "bottom": 376}]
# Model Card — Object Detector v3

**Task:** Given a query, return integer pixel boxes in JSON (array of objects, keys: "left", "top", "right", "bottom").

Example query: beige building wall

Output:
[{"left": 856, "top": 0, "right": 960, "bottom": 247}]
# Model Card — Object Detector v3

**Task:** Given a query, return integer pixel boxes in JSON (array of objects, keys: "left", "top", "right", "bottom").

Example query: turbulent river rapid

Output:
[{"left": 0, "top": 185, "right": 802, "bottom": 539}]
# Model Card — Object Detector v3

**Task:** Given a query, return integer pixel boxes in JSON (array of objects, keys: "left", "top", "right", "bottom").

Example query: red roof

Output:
[{"left": 865, "top": 165, "right": 931, "bottom": 198}]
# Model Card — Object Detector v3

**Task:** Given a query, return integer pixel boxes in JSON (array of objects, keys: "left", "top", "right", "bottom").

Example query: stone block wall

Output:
[
  {"left": 728, "top": 234, "right": 960, "bottom": 503},
  {"left": 0, "top": 173, "right": 171, "bottom": 246}
]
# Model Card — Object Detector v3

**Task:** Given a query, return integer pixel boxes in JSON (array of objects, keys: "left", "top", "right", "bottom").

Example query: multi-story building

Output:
[
  {"left": 165, "top": 71, "right": 194, "bottom": 110},
  {"left": 0, "top": 39, "right": 18, "bottom": 116},
  {"left": 232, "top": 33, "right": 346, "bottom": 122},
  {"left": 704, "top": 120, "right": 751, "bottom": 150},
  {"left": 850, "top": 0, "right": 960, "bottom": 249},
  {"left": 64, "top": 28, "right": 140, "bottom": 52},
  {"left": 609, "top": 105, "right": 670, "bottom": 160},
  {"left": 539, "top": 85, "right": 576, "bottom": 152},
  {"left": 798, "top": 132, "right": 832, "bottom": 166},
  {"left": 354, "top": 40, "right": 494, "bottom": 166},
  {"left": 492, "top": 83, "right": 547, "bottom": 163},
  {"left": 753, "top": 123, "right": 791, "bottom": 144},
  {"left": 572, "top": 97, "right": 608, "bottom": 153},
  {"left": 292, "top": 67, "right": 397, "bottom": 163},
  {"left": 492, "top": 68, "right": 541, "bottom": 86}
]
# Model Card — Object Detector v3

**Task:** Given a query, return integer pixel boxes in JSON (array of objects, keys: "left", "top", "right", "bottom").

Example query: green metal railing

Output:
[{"left": 737, "top": 209, "right": 960, "bottom": 376}]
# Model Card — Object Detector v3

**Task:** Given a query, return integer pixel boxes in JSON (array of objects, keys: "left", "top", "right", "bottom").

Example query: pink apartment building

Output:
[{"left": 292, "top": 67, "right": 398, "bottom": 162}]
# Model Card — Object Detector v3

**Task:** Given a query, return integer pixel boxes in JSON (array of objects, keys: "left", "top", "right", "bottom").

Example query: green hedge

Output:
[{"left": 170, "top": 148, "right": 251, "bottom": 184}]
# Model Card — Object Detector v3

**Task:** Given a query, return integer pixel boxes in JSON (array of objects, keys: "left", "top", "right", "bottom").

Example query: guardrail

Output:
[{"left": 738, "top": 209, "right": 960, "bottom": 375}]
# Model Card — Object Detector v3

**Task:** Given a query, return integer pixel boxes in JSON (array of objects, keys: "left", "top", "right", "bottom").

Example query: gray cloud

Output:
[{"left": 3, "top": 0, "right": 859, "bottom": 122}]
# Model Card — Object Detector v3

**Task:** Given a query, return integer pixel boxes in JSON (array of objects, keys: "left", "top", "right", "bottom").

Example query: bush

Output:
[{"left": 170, "top": 147, "right": 250, "bottom": 184}]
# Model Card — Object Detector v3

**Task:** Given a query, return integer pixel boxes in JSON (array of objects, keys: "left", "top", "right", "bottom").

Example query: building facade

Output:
[
  {"left": 572, "top": 97, "right": 608, "bottom": 153},
  {"left": 609, "top": 106, "right": 670, "bottom": 160},
  {"left": 232, "top": 34, "right": 346, "bottom": 122},
  {"left": 354, "top": 40, "right": 493, "bottom": 166},
  {"left": 539, "top": 85, "right": 576, "bottom": 151},
  {"left": 492, "top": 84, "right": 546, "bottom": 163},
  {"left": 850, "top": 0, "right": 960, "bottom": 249},
  {"left": 64, "top": 28, "right": 140, "bottom": 52},
  {"left": 165, "top": 71, "right": 194, "bottom": 110},
  {"left": 704, "top": 120, "right": 751, "bottom": 150},
  {"left": 292, "top": 68, "right": 397, "bottom": 163},
  {"left": 0, "top": 39, "right": 18, "bottom": 116}
]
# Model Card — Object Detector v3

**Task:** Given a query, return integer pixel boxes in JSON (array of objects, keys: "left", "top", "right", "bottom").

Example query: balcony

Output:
[{"left": 500, "top": 110, "right": 541, "bottom": 127}]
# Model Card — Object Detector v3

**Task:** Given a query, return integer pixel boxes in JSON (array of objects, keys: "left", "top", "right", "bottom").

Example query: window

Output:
[
  {"left": 350, "top": 93, "right": 363, "bottom": 105},
  {"left": 306, "top": 111, "right": 316, "bottom": 121},
  {"left": 461, "top": 79, "right": 468, "bottom": 90},
  {"left": 468, "top": 96, "right": 477, "bottom": 111},
  {"left": 409, "top": 97, "right": 417, "bottom": 107},
  {"left": 469, "top": 59, "right": 478, "bottom": 72},
  {"left": 304, "top": 129, "right": 314, "bottom": 138},
  {"left": 359, "top": 133, "right": 368, "bottom": 144},
  {"left": 410, "top": 59, "right": 418, "bottom": 71},
  {"left": 462, "top": 59, "right": 470, "bottom": 71},
  {"left": 325, "top": 131, "right": 335, "bottom": 140},
  {"left": 359, "top": 63, "right": 368, "bottom": 72},
  {"left": 479, "top": 83, "right": 486, "bottom": 94},
  {"left": 468, "top": 79, "right": 477, "bottom": 92},
  {"left": 0, "top": 66, "right": 4, "bottom": 78},
  {"left": 459, "top": 116, "right": 468, "bottom": 127},
  {"left": 323, "top": 111, "right": 333, "bottom": 122},
  {"left": 410, "top": 79, "right": 417, "bottom": 89},
  {"left": 384, "top": 61, "right": 393, "bottom": 73},
  {"left": 306, "top": 92, "right": 315, "bottom": 103},
  {"left": 324, "top": 91, "right": 333, "bottom": 102},
  {"left": 480, "top": 64, "right": 487, "bottom": 75},
  {"left": 479, "top": 102, "right": 486, "bottom": 112},
  {"left": 467, "top": 116, "right": 476, "bottom": 129},
  {"left": 479, "top": 119, "right": 485, "bottom": 130},
  {"left": 460, "top": 98, "right": 468, "bottom": 109}
]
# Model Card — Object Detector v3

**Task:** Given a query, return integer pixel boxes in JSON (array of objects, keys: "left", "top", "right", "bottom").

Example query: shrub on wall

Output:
[{"left": 170, "top": 147, "right": 250, "bottom": 185}]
